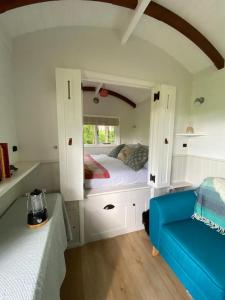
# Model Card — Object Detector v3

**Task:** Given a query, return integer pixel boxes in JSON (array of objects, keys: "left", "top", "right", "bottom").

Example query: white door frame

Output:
[
  {"left": 82, "top": 69, "right": 155, "bottom": 90},
  {"left": 79, "top": 69, "right": 154, "bottom": 245}
]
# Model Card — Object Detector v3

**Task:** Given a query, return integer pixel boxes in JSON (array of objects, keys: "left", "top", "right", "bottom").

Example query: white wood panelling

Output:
[
  {"left": 20, "top": 162, "right": 60, "bottom": 193},
  {"left": 186, "top": 155, "right": 225, "bottom": 186},
  {"left": 0, "top": 162, "right": 39, "bottom": 199},
  {"left": 0, "top": 185, "right": 23, "bottom": 217},
  {"left": 0, "top": 162, "right": 55, "bottom": 217},
  {"left": 171, "top": 154, "right": 225, "bottom": 187},
  {"left": 65, "top": 201, "right": 80, "bottom": 245},
  {"left": 171, "top": 155, "right": 187, "bottom": 184}
]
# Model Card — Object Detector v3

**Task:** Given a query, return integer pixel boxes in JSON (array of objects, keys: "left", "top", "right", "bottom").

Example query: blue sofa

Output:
[{"left": 150, "top": 190, "right": 225, "bottom": 300}]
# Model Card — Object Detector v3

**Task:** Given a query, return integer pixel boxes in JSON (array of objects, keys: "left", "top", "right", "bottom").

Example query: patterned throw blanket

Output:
[
  {"left": 193, "top": 177, "right": 225, "bottom": 235},
  {"left": 84, "top": 154, "right": 110, "bottom": 179}
]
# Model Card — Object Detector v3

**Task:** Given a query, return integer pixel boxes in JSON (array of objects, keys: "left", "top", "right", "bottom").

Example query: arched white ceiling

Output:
[{"left": 0, "top": 0, "right": 223, "bottom": 74}]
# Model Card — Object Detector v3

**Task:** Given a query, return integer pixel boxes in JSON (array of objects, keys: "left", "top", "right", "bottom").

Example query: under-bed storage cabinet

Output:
[{"left": 84, "top": 188, "right": 151, "bottom": 242}]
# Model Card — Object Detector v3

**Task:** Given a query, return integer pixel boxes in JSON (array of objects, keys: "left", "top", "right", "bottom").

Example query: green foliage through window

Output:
[
  {"left": 83, "top": 124, "right": 117, "bottom": 145},
  {"left": 83, "top": 125, "right": 95, "bottom": 144}
]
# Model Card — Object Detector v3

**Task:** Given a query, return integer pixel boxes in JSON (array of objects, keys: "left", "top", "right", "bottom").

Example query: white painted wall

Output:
[
  {"left": 0, "top": 26, "right": 18, "bottom": 163},
  {"left": 189, "top": 67, "right": 225, "bottom": 160},
  {"left": 83, "top": 92, "right": 135, "bottom": 144},
  {"left": 13, "top": 26, "right": 191, "bottom": 162},
  {"left": 132, "top": 100, "right": 151, "bottom": 145},
  {"left": 83, "top": 92, "right": 151, "bottom": 154}
]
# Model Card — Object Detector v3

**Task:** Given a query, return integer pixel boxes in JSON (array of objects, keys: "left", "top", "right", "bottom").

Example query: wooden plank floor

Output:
[{"left": 61, "top": 230, "right": 190, "bottom": 300}]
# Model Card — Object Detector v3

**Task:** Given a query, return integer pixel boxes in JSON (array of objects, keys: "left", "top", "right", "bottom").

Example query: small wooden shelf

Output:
[
  {"left": 171, "top": 181, "right": 192, "bottom": 189},
  {"left": 170, "top": 181, "right": 193, "bottom": 192},
  {"left": 0, "top": 162, "right": 40, "bottom": 198},
  {"left": 176, "top": 133, "right": 207, "bottom": 137}
]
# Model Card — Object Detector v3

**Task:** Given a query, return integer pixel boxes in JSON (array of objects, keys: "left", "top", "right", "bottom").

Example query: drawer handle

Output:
[{"left": 103, "top": 204, "right": 115, "bottom": 210}]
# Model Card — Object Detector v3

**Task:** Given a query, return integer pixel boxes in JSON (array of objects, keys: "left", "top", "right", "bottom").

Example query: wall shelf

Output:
[
  {"left": 171, "top": 181, "right": 192, "bottom": 189},
  {"left": 0, "top": 162, "right": 40, "bottom": 198},
  {"left": 176, "top": 133, "right": 207, "bottom": 137}
]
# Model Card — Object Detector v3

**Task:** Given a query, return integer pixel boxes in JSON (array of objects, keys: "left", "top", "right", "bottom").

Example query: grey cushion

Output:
[
  {"left": 124, "top": 145, "right": 148, "bottom": 171},
  {"left": 108, "top": 144, "right": 125, "bottom": 158}
]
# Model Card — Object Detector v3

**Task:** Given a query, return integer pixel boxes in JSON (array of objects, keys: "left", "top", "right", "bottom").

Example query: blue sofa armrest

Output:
[{"left": 150, "top": 190, "right": 197, "bottom": 249}]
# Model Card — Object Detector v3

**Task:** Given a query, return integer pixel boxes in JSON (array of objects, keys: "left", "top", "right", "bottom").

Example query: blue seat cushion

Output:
[{"left": 160, "top": 219, "right": 225, "bottom": 300}]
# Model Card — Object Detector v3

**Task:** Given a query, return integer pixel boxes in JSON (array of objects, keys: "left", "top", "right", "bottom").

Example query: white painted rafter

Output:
[
  {"left": 121, "top": 0, "right": 151, "bottom": 45},
  {"left": 95, "top": 83, "right": 103, "bottom": 95}
]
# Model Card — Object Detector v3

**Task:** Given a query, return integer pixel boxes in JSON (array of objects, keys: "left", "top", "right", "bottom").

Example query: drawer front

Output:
[
  {"left": 132, "top": 198, "right": 148, "bottom": 227},
  {"left": 85, "top": 191, "right": 131, "bottom": 209},
  {"left": 84, "top": 201, "right": 132, "bottom": 242},
  {"left": 84, "top": 188, "right": 151, "bottom": 242}
]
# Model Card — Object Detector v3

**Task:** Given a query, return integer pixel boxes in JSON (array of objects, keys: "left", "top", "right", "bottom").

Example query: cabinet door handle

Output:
[
  {"left": 67, "top": 80, "right": 71, "bottom": 99},
  {"left": 68, "top": 138, "right": 72, "bottom": 146},
  {"left": 165, "top": 138, "right": 169, "bottom": 144},
  {"left": 103, "top": 204, "right": 115, "bottom": 210},
  {"left": 150, "top": 174, "right": 155, "bottom": 183}
]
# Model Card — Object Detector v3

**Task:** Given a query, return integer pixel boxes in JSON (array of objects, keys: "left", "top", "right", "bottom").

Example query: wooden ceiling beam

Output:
[
  {"left": 0, "top": 0, "right": 223, "bottom": 69},
  {"left": 82, "top": 86, "right": 136, "bottom": 108},
  {"left": 146, "top": 2, "right": 224, "bottom": 70},
  {"left": 107, "top": 89, "right": 136, "bottom": 108},
  {"left": 92, "top": 0, "right": 225, "bottom": 70},
  {"left": 0, "top": 0, "right": 54, "bottom": 14}
]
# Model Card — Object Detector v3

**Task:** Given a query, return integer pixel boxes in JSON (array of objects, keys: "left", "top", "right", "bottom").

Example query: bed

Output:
[{"left": 84, "top": 154, "right": 148, "bottom": 189}]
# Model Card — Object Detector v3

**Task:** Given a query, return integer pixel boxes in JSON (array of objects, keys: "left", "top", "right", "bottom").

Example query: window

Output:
[{"left": 83, "top": 116, "right": 119, "bottom": 146}]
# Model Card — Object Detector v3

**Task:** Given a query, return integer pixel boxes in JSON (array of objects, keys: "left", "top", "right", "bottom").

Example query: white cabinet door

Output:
[
  {"left": 56, "top": 68, "right": 84, "bottom": 201},
  {"left": 131, "top": 189, "right": 151, "bottom": 227},
  {"left": 84, "top": 192, "right": 133, "bottom": 242},
  {"left": 148, "top": 85, "right": 176, "bottom": 188}
]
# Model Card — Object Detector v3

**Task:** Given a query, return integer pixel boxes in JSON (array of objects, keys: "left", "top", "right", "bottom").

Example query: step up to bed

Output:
[{"left": 83, "top": 185, "right": 151, "bottom": 243}]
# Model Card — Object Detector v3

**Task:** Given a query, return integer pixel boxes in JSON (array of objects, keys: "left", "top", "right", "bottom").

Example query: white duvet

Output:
[{"left": 84, "top": 154, "right": 148, "bottom": 189}]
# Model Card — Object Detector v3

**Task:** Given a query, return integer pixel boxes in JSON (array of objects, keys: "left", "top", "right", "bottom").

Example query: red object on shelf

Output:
[
  {"left": 99, "top": 88, "right": 108, "bottom": 97},
  {"left": 0, "top": 149, "right": 3, "bottom": 181},
  {"left": 0, "top": 143, "right": 11, "bottom": 178}
]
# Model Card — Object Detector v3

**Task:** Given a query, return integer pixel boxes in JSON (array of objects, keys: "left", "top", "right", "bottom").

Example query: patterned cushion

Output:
[
  {"left": 108, "top": 144, "right": 125, "bottom": 158},
  {"left": 117, "top": 146, "right": 135, "bottom": 162},
  {"left": 124, "top": 145, "right": 148, "bottom": 171}
]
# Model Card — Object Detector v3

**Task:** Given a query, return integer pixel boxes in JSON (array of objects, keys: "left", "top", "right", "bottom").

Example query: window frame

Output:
[{"left": 83, "top": 115, "right": 120, "bottom": 147}]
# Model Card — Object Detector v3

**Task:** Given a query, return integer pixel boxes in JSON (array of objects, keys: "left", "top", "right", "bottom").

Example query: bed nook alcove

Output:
[{"left": 56, "top": 68, "right": 176, "bottom": 244}]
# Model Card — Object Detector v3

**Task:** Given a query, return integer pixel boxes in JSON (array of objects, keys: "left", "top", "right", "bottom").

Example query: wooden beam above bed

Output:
[
  {"left": 82, "top": 86, "right": 136, "bottom": 108},
  {"left": 0, "top": 0, "right": 224, "bottom": 70},
  {"left": 0, "top": 0, "right": 54, "bottom": 13},
  {"left": 91, "top": 0, "right": 225, "bottom": 70}
]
